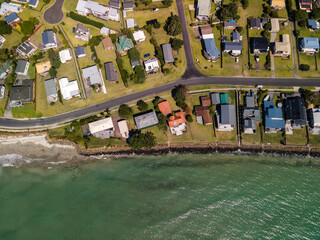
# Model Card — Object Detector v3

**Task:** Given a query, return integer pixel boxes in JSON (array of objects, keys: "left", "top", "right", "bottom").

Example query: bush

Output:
[
  {"left": 0, "top": 21, "right": 12, "bottom": 35},
  {"left": 110, "top": 34, "right": 117, "bottom": 44},
  {"left": 69, "top": 12, "right": 104, "bottom": 29},
  {"left": 162, "top": 68, "right": 170, "bottom": 75},
  {"left": 128, "top": 131, "right": 157, "bottom": 150},
  {"left": 157, "top": 112, "right": 168, "bottom": 132},
  {"left": 300, "top": 64, "right": 310, "bottom": 71},
  {"left": 128, "top": 48, "right": 140, "bottom": 60},
  {"left": 134, "top": 65, "right": 146, "bottom": 84},
  {"left": 137, "top": 99, "right": 148, "bottom": 112},
  {"left": 186, "top": 114, "right": 193, "bottom": 123},
  {"left": 153, "top": 22, "right": 161, "bottom": 29},
  {"left": 49, "top": 67, "right": 57, "bottom": 78}
]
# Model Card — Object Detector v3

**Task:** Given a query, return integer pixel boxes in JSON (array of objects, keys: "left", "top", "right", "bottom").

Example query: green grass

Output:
[
  {"left": 308, "top": 131, "right": 320, "bottom": 146},
  {"left": 86, "top": 136, "right": 126, "bottom": 148},
  {"left": 0, "top": 86, "right": 9, "bottom": 117},
  {"left": 48, "top": 126, "right": 66, "bottom": 137},
  {"left": 12, "top": 103, "right": 42, "bottom": 118},
  {"left": 241, "top": 124, "right": 262, "bottom": 144},
  {"left": 263, "top": 131, "right": 284, "bottom": 145},
  {"left": 286, "top": 128, "right": 308, "bottom": 145},
  {"left": 216, "top": 129, "right": 237, "bottom": 143}
]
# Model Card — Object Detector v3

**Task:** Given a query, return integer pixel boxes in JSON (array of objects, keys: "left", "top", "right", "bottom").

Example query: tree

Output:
[
  {"left": 19, "top": 21, "right": 35, "bottom": 35},
  {"left": 152, "top": 96, "right": 164, "bottom": 110},
  {"left": 118, "top": 104, "right": 133, "bottom": 118},
  {"left": 217, "top": 3, "right": 238, "bottom": 21},
  {"left": 294, "top": 9, "right": 308, "bottom": 25},
  {"left": 157, "top": 112, "right": 167, "bottom": 132},
  {"left": 170, "top": 38, "right": 184, "bottom": 52},
  {"left": 263, "top": 22, "right": 271, "bottom": 30},
  {"left": 0, "top": 48, "right": 11, "bottom": 62},
  {"left": 128, "top": 48, "right": 140, "bottom": 60},
  {"left": 29, "top": 17, "right": 39, "bottom": 25},
  {"left": 261, "top": 30, "right": 271, "bottom": 38},
  {"left": 172, "top": 85, "right": 188, "bottom": 109},
  {"left": 137, "top": 99, "right": 148, "bottom": 112},
  {"left": 49, "top": 67, "right": 57, "bottom": 78},
  {"left": 300, "top": 64, "right": 310, "bottom": 71},
  {"left": 164, "top": 14, "right": 182, "bottom": 36},
  {"left": 0, "top": 21, "right": 12, "bottom": 35},
  {"left": 163, "top": 0, "right": 173, "bottom": 7},
  {"left": 241, "top": 0, "right": 248, "bottom": 9},
  {"left": 48, "top": 49, "right": 59, "bottom": 60},
  {"left": 186, "top": 114, "right": 193, "bottom": 123},
  {"left": 153, "top": 22, "right": 161, "bottom": 29},
  {"left": 129, "top": 131, "right": 157, "bottom": 150},
  {"left": 134, "top": 65, "right": 146, "bottom": 84},
  {"left": 51, "top": 58, "right": 61, "bottom": 69},
  {"left": 311, "top": 7, "right": 320, "bottom": 19}
]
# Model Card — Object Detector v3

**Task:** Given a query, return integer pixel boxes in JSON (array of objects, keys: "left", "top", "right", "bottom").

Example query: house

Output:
[
  {"left": 75, "top": 46, "right": 86, "bottom": 58},
  {"left": 28, "top": 0, "right": 39, "bottom": 8},
  {"left": 299, "top": 0, "right": 312, "bottom": 11},
  {"left": 9, "top": 79, "right": 33, "bottom": 107},
  {"left": 196, "top": 0, "right": 211, "bottom": 21},
  {"left": 201, "top": 96, "right": 211, "bottom": 106},
  {"left": 100, "top": 27, "right": 110, "bottom": 35},
  {"left": 158, "top": 100, "right": 172, "bottom": 116},
  {"left": 203, "top": 37, "right": 221, "bottom": 62},
  {"left": 273, "top": 34, "right": 291, "bottom": 57},
  {"left": 242, "top": 95, "right": 261, "bottom": 134},
  {"left": 126, "top": 18, "right": 135, "bottom": 28},
  {"left": 0, "top": 2, "right": 21, "bottom": 16},
  {"left": 195, "top": 97, "right": 213, "bottom": 125},
  {"left": 109, "top": 0, "right": 120, "bottom": 9},
  {"left": 123, "top": 0, "right": 134, "bottom": 11},
  {"left": 59, "top": 49, "right": 72, "bottom": 63},
  {"left": 108, "top": 7, "right": 120, "bottom": 22},
  {"left": 36, "top": 61, "right": 51, "bottom": 76},
  {"left": 271, "top": 0, "right": 285, "bottom": 9},
  {"left": 270, "top": 18, "right": 280, "bottom": 33},
  {"left": 104, "top": 62, "right": 118, "bottom": 82},
  {"left": 76, "top": 0, "right": 120, "bottom": 21},
  {"left": 200, "top": 25, "right": 213, "bottom": 39},
  {"left": 130, "top": 59, "right": 140, "bottom": 68},
  {"left": 168, "top": 111, "right": 187, "bottom": 136},
  {"left": 210, "top": 93, "right": 220, "bottom": 105},
  {"left": 216, "top": 104, "right": 236, "bottom": 131},
  {"left": 16, "top": 41, "right": 37, "bottom": 57},
  {"left": 310, "top": 108, "right": 320, "bottom": 128},
  {"left": 102, "top": 37, "right": 114, "bottom": 51},
  {"left": 134, "top": 111, "right": 159, "bottom": 129},
  {"left": 214, "top": 0, "right": 222, "bottom": 3},
  {"left": 116, "top": 36, "right": 134, "bottom": 55},
  {"left": 222, "top": 42, "right": 242, "bottom": 56},
  {"left": 224, "top": 21, "right": 237, "bottom": 30},
  {"left": 231, "top": 30, "right": 241, "bottom": 42},
  {"left": 82, "top": 65, "right": 103, "bottom": 86},
  {"left": 40, "top": 30, "right": 58, "bottom": 50},
  {"left": 59, "top": 77, "right": 80, "bottom": 100},
  {"left": 118, "top": 120, "right": 129, "bottom": 139},
  {"left": 307, "top": 19, "right": 318, "bottom": 30},
  {"left": 0, "top": 61, "right": 11, "bottom": 80},
  {"left": 133, "top": 30, "right": 146, "bottom": 43},
  {"left": 250, "top": 18, "right": 262, "bottom": 29},
  {"left": 251, "top": 37, "right": 269, "bottom": 54},
  {"left": 15, "top": 60, "right": 29, "bottom": 76},
  {"left": 144, "top": 58, "right": 159, "bottom": 74},
  {"left": 4, "top": 13, "right": 21, "bottom": 27},
  {"left": 283, "top": 96, "right": 307, "bottom": 128},
  {"left": 162, "top": 44, "right": 174, "bottom": 63},
  {"left": 220, "top": 93, "right": 229, "bottom": 104},
  {"left": 74, "top": 23, "right": 90, "bottom": 41},
  {"left": 300, "top": 37, "right": 320, "bottom": 54},
  {"left": 89, "top": 117, "right": 115, "bottom": 139},
  {"left": 44, "top": 78, "right": 58, "bottom": 103},
  {"left": 264, "top": 101, "right": 285, "bottom": 133}
]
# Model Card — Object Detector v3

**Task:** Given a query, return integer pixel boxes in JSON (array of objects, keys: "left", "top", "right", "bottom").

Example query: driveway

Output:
[{"left": 43, "top": 0, "right": 65, "bottom": 24}]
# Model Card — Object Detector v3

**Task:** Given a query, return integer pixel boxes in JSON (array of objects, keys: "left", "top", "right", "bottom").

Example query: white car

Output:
[
  {"left": 255, "top": 85, "right": 263, "bottom": 89},
  {"left": 151, "top": 8, "right": 159, "bottom": 12}
]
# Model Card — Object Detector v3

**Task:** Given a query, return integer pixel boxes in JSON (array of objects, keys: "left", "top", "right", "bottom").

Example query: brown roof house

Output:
[
  {"left": 195, "top": 96, "right": 213, "bottom": 125},
  {"left": 102, "top": 37, "right": 114, "bottom": 51},
  {"left": 36, "top": 61, "right": 51, "bottom": 77}
]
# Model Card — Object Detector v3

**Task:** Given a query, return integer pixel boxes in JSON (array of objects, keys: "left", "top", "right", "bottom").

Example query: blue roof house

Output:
[
  {"left": 28, "top": 0, "right": 39, "bottom": 8},
  {"left": 203, "top": 37, "right": 220, "bottom": 62},
  {"left": 4, "top": 13, "right": 20, "bottom": 27},
  {"left": 264, "top": 101, "right": 285, "bottom": 133},
  {"left": 300, "top": 37, "right": 320, "bottom": 54},
  {"left": 307, "top": 19, "right": 317, "bottom": 30},
  {"left": 40, "top": 30, "right": 58, "bottom": 50}
]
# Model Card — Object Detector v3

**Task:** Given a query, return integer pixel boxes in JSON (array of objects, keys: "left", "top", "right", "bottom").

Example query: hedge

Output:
[{"left": 69, "top": 12, "right": 104, "bottom": 29}]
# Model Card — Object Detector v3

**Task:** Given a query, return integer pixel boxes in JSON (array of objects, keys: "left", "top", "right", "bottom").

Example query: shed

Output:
[
  {"left": 75, "top": 46, "right": 86, "bottom": 58},
  {"left": 220, "top": 93, "right": 229, "bottom": 104},
  {"left": 210, "top": 92, "right": 220, "bottom": 105},
  {"left": 162, "top": 44, "right": 174, "bottom": 63}
]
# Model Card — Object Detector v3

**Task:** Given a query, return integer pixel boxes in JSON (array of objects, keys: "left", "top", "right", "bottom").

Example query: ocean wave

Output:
[{"left": 0, "top": 154, "right": 45, "bottom": 168}]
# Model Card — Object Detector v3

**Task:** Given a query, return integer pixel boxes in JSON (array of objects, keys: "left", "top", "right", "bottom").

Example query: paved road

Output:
[
  {"left": 43, "top": 0, "right": 65, "bottom": 24},
  {"left": 1, "top": 0, "right": 320, "bottom": 129}
]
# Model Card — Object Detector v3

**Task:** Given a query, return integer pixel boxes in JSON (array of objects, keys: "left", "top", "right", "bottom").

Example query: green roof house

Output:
[
  {"left": 116, "top": 36, "right": 134, "bottom": 56},
  {"left": 220, "top": 93, "right": 229, "bottom": 105}
]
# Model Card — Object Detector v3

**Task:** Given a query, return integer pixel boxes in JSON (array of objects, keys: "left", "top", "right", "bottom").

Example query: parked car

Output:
[
  {"left": 151, "top": 8, "right": 159, "bottom": 12},
  {"left": 255, "top": 55, "right": 259, "bottom": 62},
  {"left": 255, "top": 85, "right": 263, "bottom": 89}
]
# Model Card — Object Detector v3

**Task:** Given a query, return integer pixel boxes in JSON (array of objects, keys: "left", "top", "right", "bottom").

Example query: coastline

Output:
[{"left": 2, "top": 133, "right": 320, "bottom": 168}]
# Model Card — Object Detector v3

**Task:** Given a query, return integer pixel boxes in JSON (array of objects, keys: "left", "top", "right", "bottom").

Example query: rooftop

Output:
[
  {"left": 158, "top": 100, "right": 172, "bottom": 116},
  {"left": 134, "top": 111, "right": 159, "bottom": 129}
]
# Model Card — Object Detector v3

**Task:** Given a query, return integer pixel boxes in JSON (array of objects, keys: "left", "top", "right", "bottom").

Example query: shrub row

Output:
[{"left": 69, "top": 12, "right": 104, "bottom": 29}]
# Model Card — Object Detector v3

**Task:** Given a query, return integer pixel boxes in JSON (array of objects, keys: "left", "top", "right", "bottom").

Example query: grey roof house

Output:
[
  {"left": 109, "top": 0, "right": 120, "bottom": 9},
  {"left": 130, "top": 59, "right": 140, "bottom": 68},
  {"left": 283, "top": 96, "right": 307, "bottom": 128},
  {"left": 134, "top": 111, "right": 159, "bottom": 129},
  {"left": 222, "top": 42, "right": 242, "bottom": 56},
  {"left": 250, "top": 18, "right": 262, "bottom": 29},
  {"left": 104, "top": 62, "right": 118, "bottom": 82},
  {"left": 82, "top": 65, "right": 102, "bottom": 86},
  {"left": 162, "top": 44, "right": 174, "bottom": 63},
  {"left": 224, "top": 21, "right": 237, "bottom": 29},
  {"left": 251, "top": 37, "right": 269, "bottom": 54},
  {"left": 122, "top": 0, "right": 134, "bottom": 10},
  {"left": 216, "top": 104, "right": 236, "bottom": 131},
  {"left": 40, "top": 30, "right": 57, "bottom": 50},
  {"left": 44, "top": 78, "right": 58, "bottom": 103},
  {"left": 75, "top": 46, "right": 86, "bottom": 58},
  {"left": 9, "top": 79, "right": 33, "bottom": 107},
  {"left": 242, "top": 95, "right": 261, "bottom": 134},
  {"left": 15, "top": 60, "right": 29, "bottom": 76},
  {"left": 16, "top": 41, "right": 37, "bottom": 57},
  {"left": 231, "top": 30, "right": 241, "bottom": 42},
  {"left": 74, "top": 23, "right": 90, "bottom": 42},
  {"left": 210, "top": 92, "right": 220, "bottom": 105},
  {"left": 196, "top": 0, "right": 211, "bottom": 21}
]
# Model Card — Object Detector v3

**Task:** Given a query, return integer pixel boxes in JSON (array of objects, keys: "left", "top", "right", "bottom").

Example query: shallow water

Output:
[{"left": 0, "top": 154, "right": 319, "bottom": 239}]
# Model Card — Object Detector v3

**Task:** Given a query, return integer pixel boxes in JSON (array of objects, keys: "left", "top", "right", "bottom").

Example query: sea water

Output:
[{"left": 0, "top": 154, "right": 319, "bottom": 239}]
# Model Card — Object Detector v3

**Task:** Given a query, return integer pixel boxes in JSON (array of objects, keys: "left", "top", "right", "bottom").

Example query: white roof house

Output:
[
  {"left": 118, "top": 120, "right": 129, "bottom": 138},
  {"left": 100, "top": 27, "right": 110, "bottom": 35},
  {"left": 144, "top": 58, "right": 159, "bottom": 73},
  {"left": 126, "top": 18, "right": 135, "bottom": 28},
  {"left": 82, "top": 65, "right": 103, "bottom": 85},
  {"left": 133, "top": 30, "right": 146, "bottom": 43},
  {"left": 59, "top": 49, "right": 72, "bottom": 63},
  {"left": 108, "top": 7, "right": 120, "bottom": 21},
  {"left": 76, "top": 0, "right": 88, "bottom": 15},
  {"left": 59, "top": 78, "right": 80, "bottom": 100},
  {"left": 0, "top": 2, "right": 21, "bottom": 15},
  {"left": 89, "top": 117, "right": 114, "bottom": 134},
  {"left": 311, "top": 108, "right": 320, "bottom": 128}
]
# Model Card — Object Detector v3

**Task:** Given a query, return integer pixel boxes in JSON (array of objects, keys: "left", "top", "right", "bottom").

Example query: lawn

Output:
[
  {"left": 286, "top": 128, "right": 308, "bottom": 145},
  {"left": 298, "top": 53, "right": 320, "bottom": 78},
  {"left": 241, "top": 124, "right": 262, "bottom": 144},
  {"left": 12, "top": 103, "right": 42, "bottom": 118},
  {"left": 0, "top": 86, "right": 9, "bottom": 117},
  {"left": 263, "top": 131, "right": 284, "bottom": 145},
  {"left": 216, "top": 129, "right": 237, "bottom": 143},
  {"left": 86, "top": 136, "right": 126, "bottom": 148},
  {"left": 308, "top": 132, "right": 320, "bottom": 146}
]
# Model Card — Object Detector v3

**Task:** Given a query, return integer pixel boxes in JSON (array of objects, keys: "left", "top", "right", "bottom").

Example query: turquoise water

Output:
[{"left": 0, "top": 154, "right": 320, "bottom": 239}]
